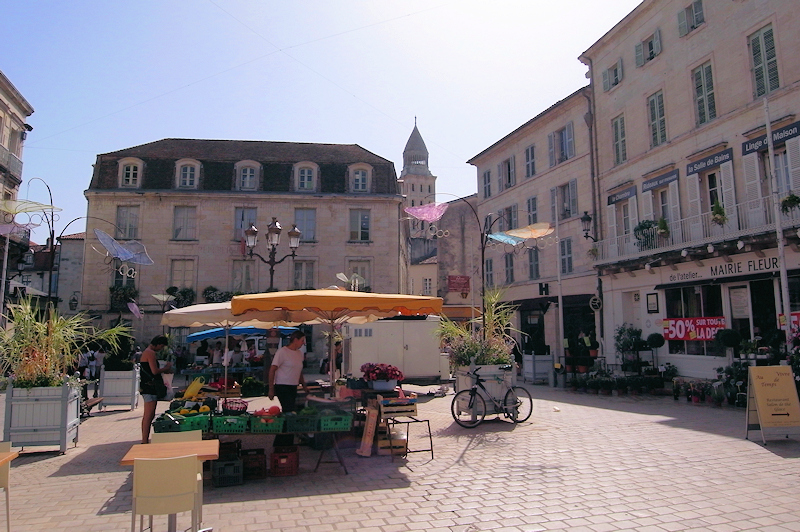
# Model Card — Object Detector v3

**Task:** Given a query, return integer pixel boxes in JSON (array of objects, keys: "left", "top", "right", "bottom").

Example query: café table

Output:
[{"left": 121, "top": 440, "right": 219, "bottom": 532}]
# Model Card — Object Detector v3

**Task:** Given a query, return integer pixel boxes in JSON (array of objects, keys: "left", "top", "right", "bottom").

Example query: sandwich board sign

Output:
[{"left": 745, "top": 365, "right": 800, "bottom": 444}]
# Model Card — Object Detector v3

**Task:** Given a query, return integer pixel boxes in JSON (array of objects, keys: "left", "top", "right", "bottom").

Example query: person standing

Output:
[
  {"left": 139, "top": 335, "right": 172, "bottom": 444},
  {"left": 269, "top": 331, "right": 310, "bottom": 447},
  {"left": 92, "top": 345, "right": 106, "bottom": 398}
]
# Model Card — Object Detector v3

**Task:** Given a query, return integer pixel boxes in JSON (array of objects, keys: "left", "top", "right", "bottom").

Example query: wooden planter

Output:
[
  {"left": 4, "top": 381, "right": 80, "bottom": 453},
  {"left": 98, "top": 364, "right": 140, "bottom": 410}
]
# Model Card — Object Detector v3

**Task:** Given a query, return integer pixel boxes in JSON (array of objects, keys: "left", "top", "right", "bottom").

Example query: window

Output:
[
  {"left": 635, "top": 29, "right": 662, "bottom": 66},
  {"left": 618, "top": 201, "right": 632, "bottom": 235},
  {"left": 705, "top": 171, "right": 721, "bottom": 212},
  {"left": 524, "top": 145, "right": 535, "bottom": 177},
  {"left": 770, "top": 148, "right": 791, "bottom": 194},
  {"left": 349, "top": 209, "right": 370, "bottom": 241},
  {"left": 665, "top": 285, "right": 722, "bottom": 356},
  {"left": 118, "top": 158, "right": 143, "bottom": 188},
  {"left": 499, "top": 205, "right": 518, "bottom": 231},
  {"left": 484, "top": 215, "right": 492, "bottom": 233},
  {"left": 560, "top": 238, "right": 573, "bottom": 274},
  {"left": 612, "top": 115, "right": 627, "bottom": 165},
  {"left": 678, "top": 0, "right": 704, "bottom": 37},
  {"left": 483, "top": 171, "right": 492, "bottom": 198},
  {"left": 527, "top": 196, "right": 537, "bottom": 224},
  {"left": 172, "top": 206, "right": 197, "bottom": 240},
  {"left": 528, "top": 248, "right": 540, "bottom": 280},
  {"left": 294, "top": 208, "right": 316, "bottom": 241},
  {"left": 693, "top": 62, "right": 716, "bottom": 125},
  {"left": 113, "top": 259, "right": 135, "bottom": 289},
  {"left": 548, "top": 122, "right": 575, "bottom": 166},
  {"left": 170, "top": 259, "right": 195, "bottom": 290},
  {"left": 602, "top": 59, "right": 624, "bottom": 91},
  {"left": 232, "top": 260, "right": 255, "bottom": 293},
  {"left": 178, "top": 166, "right": 196, "bottom": 188},
  {"left": 351, "top": 168, "right": 369, "bottom": 192},
  {"left": 484, "top": 258, "right": 494, "bottom": 288},
  {"left": 295, "top": 163, "right": 318, "bottom": 192},
  {"left": 647, "top": 91, "right": 667, "bottom": 147},
  {"left": 551, "top": 180, "right": 578, "bottom": 221},
  {"left": 422, "top": 278, "right": 432, "bottom": 296},
  {"left": 116, "top": 206, "right": 139, "bottom": 240},
  {"left": 658, "top": 188, "right": 670, "bottom": 221},
  {"left": 299, "top": 169, "right": 314, "bottom": 191},
  {"left": 240, "top": 167, "right": 256, "bottom": 190},
  {"left": 347, "top": 260, "right": 370, "bottom": 291},
  {"left": 498, "top": 156, "right": 516, "bottom": 191},
  {"left": 293, "top": 261, "right": 315, "bottom": 290},
  {"left": 504, "top": 253, "right": 514, "bottom": 284},
  {"left": 411, "top": 184, "right": 415, "bottom": 192},
  {"left": 234, "top": 207, "right": 257, "bottom": 240},
  {"left": 749, "top": 25, "right": 779, "bottom": 98}
]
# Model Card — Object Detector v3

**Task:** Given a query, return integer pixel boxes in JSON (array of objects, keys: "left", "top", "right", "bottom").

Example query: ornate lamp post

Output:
[{"left": 244, "top": 217, "right": 302, "bottom": 291}]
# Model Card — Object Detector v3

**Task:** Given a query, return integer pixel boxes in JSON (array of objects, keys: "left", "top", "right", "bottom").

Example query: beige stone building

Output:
[
  {"left": 81, "top": 139, "right": 407, "bottom": 346},
  {"left": 467, "top": 88, "right": 599, "bottom": 362},
  {"left": 581, "top": 0, "right": 800, "bottom": 377}
]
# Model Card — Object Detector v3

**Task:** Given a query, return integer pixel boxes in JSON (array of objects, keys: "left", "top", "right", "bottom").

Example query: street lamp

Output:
[
  {"left": 244, "top": 217, "right": 302, "bottom": 291},
  {"left": 580, "top": 211, "right": 598, "bottom": 242}
]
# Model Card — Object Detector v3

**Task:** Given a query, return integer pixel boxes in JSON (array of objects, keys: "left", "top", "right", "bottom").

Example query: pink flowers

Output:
[{"left": 360, "top": 363, "right": 404, "bottom": 382}]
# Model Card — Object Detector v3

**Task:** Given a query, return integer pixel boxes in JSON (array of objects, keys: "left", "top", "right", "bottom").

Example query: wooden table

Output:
[
  {"left": 0, "top": 452, "right": 18, "bottom": 467},
  {"left": 121, "top": 440, "right": 219, "bottom": 532}
]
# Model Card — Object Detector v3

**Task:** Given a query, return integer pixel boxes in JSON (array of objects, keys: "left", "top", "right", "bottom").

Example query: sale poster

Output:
[{"left": 662, "top": 316, "right": 726, "bottom": 341}]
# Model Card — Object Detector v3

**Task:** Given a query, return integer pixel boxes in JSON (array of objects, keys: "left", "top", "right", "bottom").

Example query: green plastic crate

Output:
[
  {"left": 180, "top": 413, "right": 210, "bottom": 432},
  {"left": 152, "top": 416, "right": 181, "bottom": 433},
  {"left": 319, "top": 413, "right": 353, "bottom": 432},
  {"left": 285, "top": 414, "right": 318, "bottom": 433},
  {"left": 212, "top": 414, "right": 249, "bottom": 434},
  {"left": 249, "top": 415, "right": 285, "bottom": 434}
]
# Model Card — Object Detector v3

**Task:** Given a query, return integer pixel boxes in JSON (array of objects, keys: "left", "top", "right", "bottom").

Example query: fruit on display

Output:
[{"left": 268, "top": 405, "right": 281, "bottom": 415}]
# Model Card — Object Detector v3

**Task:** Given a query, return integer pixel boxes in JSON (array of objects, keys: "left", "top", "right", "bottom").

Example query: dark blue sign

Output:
[
  {"left": 607, "top": 185, "right": 636, "bottom": 205},
  {"left": 642, "top": 169, "right": 679, "bottom": 193},
  {"left": 686, "top": 148, "right": 733, "bottom": 175},
  {"left": 742, "top": 121, "right": 800, "bottom": 155}
]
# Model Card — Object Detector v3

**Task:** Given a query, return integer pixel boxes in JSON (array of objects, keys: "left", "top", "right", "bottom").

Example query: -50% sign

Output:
[{"left": 663, "top": 317, "right": 726, "bottom": 341}]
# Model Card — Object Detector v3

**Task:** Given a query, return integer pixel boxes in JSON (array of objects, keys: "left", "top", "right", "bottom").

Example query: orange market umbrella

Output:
[{"left": 231, "top": 289, "right": 444, "bottom": 387}]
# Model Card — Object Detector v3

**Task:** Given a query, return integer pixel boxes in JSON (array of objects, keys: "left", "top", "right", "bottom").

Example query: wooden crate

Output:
[
  {"left": 377, "top": 433, "right": 407, "bottom": 456},
  {"left": 380, "top": 404, "right": 417, "bottom": 418}
]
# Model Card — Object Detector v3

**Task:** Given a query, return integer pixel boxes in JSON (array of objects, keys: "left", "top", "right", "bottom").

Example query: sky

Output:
[{"left": 3, "top": 0, "right": 642, "bottom": 243}]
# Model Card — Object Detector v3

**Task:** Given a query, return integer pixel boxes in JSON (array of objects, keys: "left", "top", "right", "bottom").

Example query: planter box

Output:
[
  {"left": 455, "top": 365, "right": 515, "bottom": 410},
  {"left": 98, "top": 365, "right": 140, "bottom": 410},
  {"left": 4, "top": 382, "right": 80, "bottom": 453}
]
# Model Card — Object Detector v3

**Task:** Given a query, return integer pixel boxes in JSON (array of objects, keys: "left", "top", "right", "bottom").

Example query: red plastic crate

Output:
[{"left": 270, "top": 446, "right": 299, "bottom": 476}]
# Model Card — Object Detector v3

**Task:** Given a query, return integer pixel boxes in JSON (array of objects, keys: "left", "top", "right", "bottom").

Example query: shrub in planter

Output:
[
  {"left": 715, "top": 329, "right": 742, "bottom": 357},
  {"left": 647, "top": 333, "right": 665, "bottom": 349},
  {"left": 614, "top": 323, "right": 642, "bottom": 355},
  {"left": 586, "top": 378, "right": 601, "bottom": 393},
  {"left": 615, "top": 376, "right": 628, "bottom": 394}
]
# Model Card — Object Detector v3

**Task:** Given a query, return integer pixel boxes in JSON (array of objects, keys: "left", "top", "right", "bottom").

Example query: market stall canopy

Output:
[
  {"left": 160, "top": 301, "right": 310, "bottom": 329},
  {"left": 186, "top": 326, "right": 297, "bottom": 343}
]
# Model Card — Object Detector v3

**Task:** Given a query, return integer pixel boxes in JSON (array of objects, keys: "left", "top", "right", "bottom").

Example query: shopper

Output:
[
  {"left": 268, "top": 331, "right": 310, "bottom": 446},
  {"left": 139, "top": 335, "right": 172, "bottom": 444}
]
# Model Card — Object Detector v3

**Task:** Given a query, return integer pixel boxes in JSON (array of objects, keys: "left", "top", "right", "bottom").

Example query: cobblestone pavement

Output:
[{"left": 6, "top": 380, "right": 800, "bottom": 531}]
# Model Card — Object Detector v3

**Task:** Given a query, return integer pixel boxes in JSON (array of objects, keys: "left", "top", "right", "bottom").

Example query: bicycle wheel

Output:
[
  {"left": 504, "top": 386, "right": 533, "bottom": 423},
  {"left": 451, "top": 390, "right": 487, "bottom": 428}
]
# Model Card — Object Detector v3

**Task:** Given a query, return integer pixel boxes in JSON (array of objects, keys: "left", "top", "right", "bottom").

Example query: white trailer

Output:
[{"left": 343, "top": 316, "right": 444, "bottom": 382}]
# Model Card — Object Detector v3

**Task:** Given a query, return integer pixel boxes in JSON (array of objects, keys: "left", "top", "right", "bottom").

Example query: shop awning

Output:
[
  {"left": 440, "top": 305, "right": 481, "bottom": 320},
  {"left": 653, "top": 269, "right": 800, "bottom": 291}
]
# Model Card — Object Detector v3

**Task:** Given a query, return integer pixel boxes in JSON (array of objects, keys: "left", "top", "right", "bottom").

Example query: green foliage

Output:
[
  {"left": 614, "top": 323, "right": 642, "bottom": 354},
  {"left": 647, "top": 332, "right": 665, "bottom": 349},
  {"left": 202, "top": 286, "right": 241, "bottom": 303},
  {"left": 166, "top": 286, "right": 196, "bottom": 308},
  {"left": 780, "top": 192, "right": 800, "bottom": 215},
  {"left": 241, "top": 377, "right": 265, "bottom": 397},
  {"left": 711, "top": 201, "right": 727, "bottom": 225},
  {"left": 715, "top": 328, "right": 742, "bottom": 349},
  {"left": 656, "top": 216, "right": 669, "bottom": 235},
  {"left": 0, "top": 297, "right": 130, "bottom": 388},
  {"left": 109, "top": 284, "right": 139, "bottom": 311}
]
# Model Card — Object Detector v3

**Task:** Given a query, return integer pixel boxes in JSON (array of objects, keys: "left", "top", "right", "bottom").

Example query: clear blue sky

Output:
[{"left": 3, "top": 0, "right": 641, "bottom": 243}]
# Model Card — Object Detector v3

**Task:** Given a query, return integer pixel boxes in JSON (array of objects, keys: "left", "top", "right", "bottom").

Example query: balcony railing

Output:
[
  {"left": 596, "top": 196, "right": 800, "bottom": 264},
  {"left": 0, "top": 144, "right": 23, "bottom": 180}
]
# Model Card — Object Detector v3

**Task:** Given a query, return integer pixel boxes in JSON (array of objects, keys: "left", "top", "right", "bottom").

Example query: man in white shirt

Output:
[{"left": 269, "top": 331, "right": 310, "bottom": 447}]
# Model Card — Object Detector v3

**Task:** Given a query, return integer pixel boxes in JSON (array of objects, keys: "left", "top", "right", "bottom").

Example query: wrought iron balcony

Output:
[
  {"left": 594, "top": 197, "right": 800, "bottom": 265},
  {"left": 0, "top": 144, "right": 23, "bottom": 180}
]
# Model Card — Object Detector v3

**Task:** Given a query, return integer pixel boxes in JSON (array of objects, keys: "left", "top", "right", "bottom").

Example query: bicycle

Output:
[{"left": 450, "top": 364, "right": 533, "bottom": 428}]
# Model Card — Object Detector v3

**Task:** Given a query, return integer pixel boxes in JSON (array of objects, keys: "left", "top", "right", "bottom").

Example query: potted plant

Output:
[
  {"left": 0, "top": 297, "right": 129, "bottom": 452},
  {"left": 598, "top": 377, "right": 615, "bottom": 395},
  {"left": 780, "top": 192, "right": 800, "bottom": 215},
  {"left": 672, "top": 377, "right": 683, "bottom": 400},
  {"left": 615, "top": 376, "right": 628, "bottom": 395},
  {"left": 633, "top": 219, "right": 657, "bottom": 250},
  {"left": 360, "top": 363, "right": 405, "bottom": 391},
  {"left": 614, "top": 323, "right": 642, "bottom": 356},
  {"left": 711, "top": 382, "right": 726, "bottom": 406},
  {"left": 711, "top": 200, "right": 727, "bottom": 226},
  {"left": 586, "top": 378, "right": 600, "bottom": 394},
  {"left": 587, "top": 246, "right": 599, "bottom": 260},
  {"left": 656, "top": 216, "right": 670, "bottom": 237}
]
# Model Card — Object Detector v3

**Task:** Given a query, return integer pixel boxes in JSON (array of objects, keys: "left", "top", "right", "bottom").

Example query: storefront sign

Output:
[
  {"left": 447, "top": 275, "right": 470, "bottom": 293},
  {"left": 607, "top": 185, "right": 636, "bottom": 205},
  {"left": 742, "top": 120, "right": 800, "bottom": 155},
  {"left": 642, "top": 169, "right": 679, "bottom": 193},
  {"left": 663, "top": 316, "right": 726, "bottom": 341},
  {"left": 665, "top": 255, "right": 780, "bottom": 284},
  {"left": 686, "top": 148, "right": 733, "bottom": 175}
]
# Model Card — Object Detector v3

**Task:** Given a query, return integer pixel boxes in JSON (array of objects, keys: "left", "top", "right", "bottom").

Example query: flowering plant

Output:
[{"left": 360, "top": 363, "right": 404, "bottom": 382}]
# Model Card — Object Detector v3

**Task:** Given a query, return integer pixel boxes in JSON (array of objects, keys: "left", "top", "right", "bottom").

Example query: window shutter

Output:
[
  {"left": 719, "top": 161, "right": 738, "bottom": 230},
  {"left": 751, "top": 33, "right": 766, "bottom": 97},
  {"left": 686, "top": 173, "right": 703, "bottom": 240},
  {"left": 566, "top": 122, "right": 575, "bottom": 159},
  {"left": 635, "top": 43, "right": 644, "bottom": 67},
  {"left": 617, "top": 58, "right": 623, "bottom": 82},
  {"left": 668, "top": 180, "right": 681, "bottom": 240},
  {"left": 511, "top": 204, "right": 518, "bottom": 229},
  {"left": 693, "top": 0, "right": 704, "bottom": 25},
  {"left": 786, "top": 137, "right": 800, "bottom": 193},
  {"left": 602, "top": 69, "right": 610, "bottom": 92},
  {"left": 548, "top": 133, "right": 555, "bottom": 167},
  {"left": 497, "top": 163, "right": 503, "bottom": 192},
  {"left": 550, "top": 187, "right": 557, "bottom": 222},
  {"left": 509, "top": 155, "right": 516, "bottom": 186},
  {"left": 657, "top": 93, "right": 666, "bottom": 143},
  {"left": 742, "top": 152, "right": 766, "bottom": 228},
  {"left": 764, "top": 28, "right": 779, "bottom": 93},
  {"left": 607, "top": 204, "right": 618, "bottom": 257},
  {"left": 641, "top": 190, "right": 654, "bottom": 221},
  {"left": 569, "top": 179, "right": 578, "bottom": 217},
  {"left": 628, "top": 195, "right": 639, "bottom": 229},
  {"left": 678, "top": 9, "right": 689, "bottom": 37},
  {"left": 653, "top": 28, "right": 662, "bottom": 56}
]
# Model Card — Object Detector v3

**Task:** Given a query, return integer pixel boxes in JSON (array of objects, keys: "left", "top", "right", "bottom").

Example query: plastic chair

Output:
[
  {"left": 132, "top": 454, "right": 200, "bottom": 532},
  {"left": 0, "top": 441, "right": 10, "bottom": 532},
  {"left": 150, "top": 431, "right": 205, "bottom": 524}
]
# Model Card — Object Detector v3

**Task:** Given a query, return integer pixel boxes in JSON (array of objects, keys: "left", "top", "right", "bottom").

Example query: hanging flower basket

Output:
[
  {"left": 780, "top": 193, "right": 800, "bottom": 215},
  {"left": 711, "top": 201, "right": 727, "bottom": 226}
]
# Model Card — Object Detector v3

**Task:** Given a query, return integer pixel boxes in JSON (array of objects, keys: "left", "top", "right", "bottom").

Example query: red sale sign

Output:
[{"left": 663, "top": 317, "right": 726, "bottom": 341}]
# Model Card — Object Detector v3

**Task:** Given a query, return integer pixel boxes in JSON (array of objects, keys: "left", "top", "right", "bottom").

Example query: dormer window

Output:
[
  {"left": 293, "top": 162, "right": 318, "bottom": 192},
  {"left": 117, "top": 157, "right": 143, "bottom": 188},
  {"left": 349, "top": 164, "right": 372, "bottom": 193},
  {"left": 235, "top": 160, "right": 259, "bottom": 191},
  {"left": 175, "top": 159, "right": 201, "bottom": 189}
]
